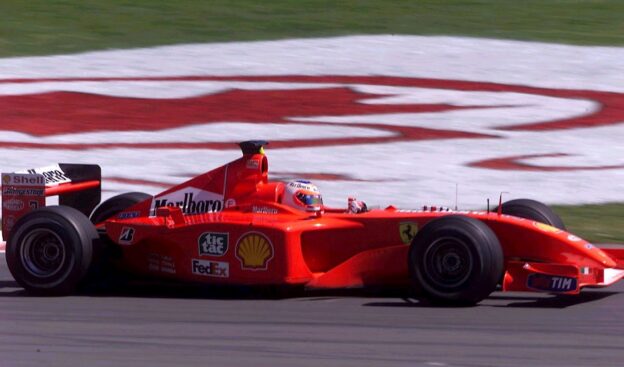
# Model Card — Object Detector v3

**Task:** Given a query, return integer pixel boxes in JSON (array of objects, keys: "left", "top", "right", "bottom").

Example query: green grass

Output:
[
  {"left": 1, "top": 0, "right": 624, "bottom": 57},
  {"left": 554, "top": 203, "right": 624, "bottom": 244}
]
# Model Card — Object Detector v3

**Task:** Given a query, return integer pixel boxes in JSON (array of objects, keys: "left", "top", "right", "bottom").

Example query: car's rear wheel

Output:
[
  {"left": 495, "top": 198, "right": 565, "bottom": 230},
  {"left": 408, "top": 215, "right": 503, "bottom": 305},
  {"left": 90, "top": 192, "right": 151, "bottom": 224},
  {"left": 6, "top": 206, "right": 100, "bottom": 295}
]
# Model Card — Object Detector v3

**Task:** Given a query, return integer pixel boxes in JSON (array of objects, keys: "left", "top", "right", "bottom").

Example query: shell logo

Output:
[
  {"left": 2, "top": 175, "right": 10, "bottom": 185},
  {"left": 235, "top": 232, "right": 274, "bottom": 270}
]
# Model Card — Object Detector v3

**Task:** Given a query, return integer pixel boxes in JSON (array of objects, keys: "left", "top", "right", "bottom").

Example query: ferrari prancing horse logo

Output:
[{"left": 399, "top": 222, "right": 418, "bottom": 244}]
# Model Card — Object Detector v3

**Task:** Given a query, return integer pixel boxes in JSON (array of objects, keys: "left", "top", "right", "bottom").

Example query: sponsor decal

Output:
[
  {"left": 527, "top": 273, "right": 577, "bottom": 292},
  {"left": 198, "top": 232, "right": 229, "bottom": 256},
  {"left": 28, "top": 200, "right": 39, "bottom": 210},
  {"left": 287, "top": 180, "right": 319, "bottom": 192},
  {"left": 2, "top": 187, "right": 45, "bottom": 196},
  {"left": 568, "top": 234, "right": 582, "bottom": 242},
  {"left": 3, "top": 215, "right": 16, "bottom": 231},
  {"left": 117, "top": 211, "right": 140, "bottom": 219},
  {"left": 252, "top": 205, "right": 278, "bottom": 215},
  {"left": 118, "top": 227, "right": 135, "bottom": 244},
  {"left": 236, "top": 232, "right": 274, "bottom": 271},
  {"left": 148, "top": 253, "right": 176, "bottom": 274},
  {"left": 18, "top": 164, "right": 71, "bottom": 185},
  {"left": 533, "top": 222, "right": 561, "bottom": 233},
  {"left": 225, "top": 198, "right": 236, "bottom": 208},
  {"left": 151, "top": 187, "right": 224, "bottom": 215},
  {"left": 399, "top": 222, "right": 418, "bottom": 244},
  {"left": 246, "top": 159, "right": 259, "bottom": 169},
  {"left": 1, "top": 173, "right": 45, "bottom": 187},
  {"left": 191, "top": 258, "right": 229, "bottom": 278},
  {"left": 2, "top": 199, "right": 24, "bottom": 212}
]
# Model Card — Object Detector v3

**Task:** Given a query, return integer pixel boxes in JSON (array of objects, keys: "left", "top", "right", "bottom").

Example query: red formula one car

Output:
[{"left": 3, "top": 141, "right": 624, "bottom": 305}]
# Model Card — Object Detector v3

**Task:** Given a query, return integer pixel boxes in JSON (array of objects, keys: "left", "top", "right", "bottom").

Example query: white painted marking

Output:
[{"left": 0, "top": 36, "right": 622, "bottom": 209}]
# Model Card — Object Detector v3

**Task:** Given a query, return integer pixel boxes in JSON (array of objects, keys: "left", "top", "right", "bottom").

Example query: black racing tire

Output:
[
  {"left": 495, "top": 198, "right": 565, "bottom": 230},
  {"left": 408, "top": 215, "right": 504, "bottom": 306},
  {"left": 90, "top": 192, "right": 151, "bottom": 224},
  {"left": 6, "top": 206, "right": 100, "bottom": 296}
]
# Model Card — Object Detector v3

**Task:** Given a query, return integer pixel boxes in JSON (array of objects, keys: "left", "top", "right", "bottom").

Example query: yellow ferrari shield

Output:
[{"left": 399, "top": 222, "right": 418, "bottom": 244}]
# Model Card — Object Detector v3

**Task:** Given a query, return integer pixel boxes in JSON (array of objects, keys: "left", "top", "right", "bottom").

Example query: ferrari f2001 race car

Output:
[{"left": 2, "top": 141, "right": 624, "bottom": 305}]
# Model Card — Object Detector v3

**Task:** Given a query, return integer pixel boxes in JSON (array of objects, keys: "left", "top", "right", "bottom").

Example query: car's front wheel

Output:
[
  {"left": 408, "top": 215, "right": 504, "bottom": 305},
  {"left": 495, "top": 198, "right": 565, "bottom": 230}
]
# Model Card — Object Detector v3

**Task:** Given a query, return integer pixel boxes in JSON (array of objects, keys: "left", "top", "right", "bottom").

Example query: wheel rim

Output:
[
  {"left": 20, "top": 228, "right": 67, "bottom": 278},
  {"left": 422, "top": 237, "right": 473, "bottom": 289}
]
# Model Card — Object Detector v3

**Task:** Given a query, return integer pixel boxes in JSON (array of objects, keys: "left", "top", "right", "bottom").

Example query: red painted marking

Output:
[
  {"left": 1, "top": 75, "right": 623, "bottom": 172},
  {"left": 471, "top": 153, "right": 624, "bottom": 172},
  {"left": 2, "top": 75, "right": 623, "bottom": 131},
  {"left": 0, "top": 83, "right": 499, "bottom": 149},
  {"left": 0, "top": 88, "right": 492, "bottom": 137}
]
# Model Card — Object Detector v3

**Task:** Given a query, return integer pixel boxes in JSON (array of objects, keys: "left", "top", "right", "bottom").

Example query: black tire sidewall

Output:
[
  {"left": 409, "top": 216, "right": 503, "bottom": 305},
  {"left": 498, "top": 199, "right": 565, "bottom": 230},
  {"left": 6, "top": 207, "right": 97, "bottom": 295},
  {"left": 90, "top": 192, "right": 151, "bottom": 224}
]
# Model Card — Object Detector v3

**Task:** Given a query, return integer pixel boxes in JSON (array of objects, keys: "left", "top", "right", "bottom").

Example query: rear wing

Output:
[{"left": 1, "top": 164, "right": 101, "bottom": 239}]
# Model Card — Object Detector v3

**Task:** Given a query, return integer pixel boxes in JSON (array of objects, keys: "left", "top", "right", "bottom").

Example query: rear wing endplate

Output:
[{"left": 1, "top": 164, "right": 100, "bottom": 239}]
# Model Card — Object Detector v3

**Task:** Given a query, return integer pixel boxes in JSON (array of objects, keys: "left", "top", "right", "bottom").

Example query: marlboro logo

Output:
[{"left": 151, "top": 188, "right": 224, "bottom": 215}]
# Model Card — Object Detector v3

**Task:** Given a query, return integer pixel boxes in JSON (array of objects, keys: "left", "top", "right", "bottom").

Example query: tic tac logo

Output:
[
  {"left": 191, "top": 259, "right": 229, "bottom": 278},
  {"left": 198, "top": 232, "right": 229, "bottom": 256},
  {"left": 118, "top": 227, "right": 135, "bottom": 244},
  {"left": 235, "top": 232, "right": 274, "bottom": 271},
  {"left": 527, "top": 273, "right": 577, "bottom": 293}
]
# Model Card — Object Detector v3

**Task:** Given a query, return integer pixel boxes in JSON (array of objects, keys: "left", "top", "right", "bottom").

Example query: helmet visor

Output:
[{"left": 296, "top": 192, "right": 323, "bottom": 206}]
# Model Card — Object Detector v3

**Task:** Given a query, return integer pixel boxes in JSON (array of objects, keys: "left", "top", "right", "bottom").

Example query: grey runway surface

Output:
[{"left": 1, "top": 253, "right": 623, "bottom": 367}]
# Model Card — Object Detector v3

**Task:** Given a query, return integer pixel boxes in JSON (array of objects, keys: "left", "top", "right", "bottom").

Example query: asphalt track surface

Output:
[{"left": 1, "top": 253, "right": 624, "bottom": 367}]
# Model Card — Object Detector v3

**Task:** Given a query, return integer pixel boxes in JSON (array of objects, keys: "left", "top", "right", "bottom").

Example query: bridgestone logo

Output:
[
  {"left": 2, "top": 187, "right": 45, "bottom": 196},
  {"left": 154, "top": 192, "right": 223, "bottom": 215}
]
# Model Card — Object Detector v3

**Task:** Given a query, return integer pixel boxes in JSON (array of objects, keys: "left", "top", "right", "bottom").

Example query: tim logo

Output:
[
  {"left": 527, "top": 273, "right": 577, "bottom": 293},
  {"left": 118, "top": 227, "right": 135, "bottom": 244},
  {"left": 198, "top": 232, "right": 229, "bottom": 256}
]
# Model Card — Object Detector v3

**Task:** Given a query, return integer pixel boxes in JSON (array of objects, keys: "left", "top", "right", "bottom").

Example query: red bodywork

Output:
[{"left": 96, "top": 149, "right": 624, "bottom": 295}]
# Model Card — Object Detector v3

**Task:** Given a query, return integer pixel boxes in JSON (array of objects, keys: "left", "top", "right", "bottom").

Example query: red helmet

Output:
[{"left": 282, "top": 180, "right": 323, "bottom": 212}]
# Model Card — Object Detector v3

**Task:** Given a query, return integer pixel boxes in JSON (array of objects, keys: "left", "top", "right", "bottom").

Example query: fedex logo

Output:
[{"left": 191, "top": 259, "right": 229, "bottom": 278}]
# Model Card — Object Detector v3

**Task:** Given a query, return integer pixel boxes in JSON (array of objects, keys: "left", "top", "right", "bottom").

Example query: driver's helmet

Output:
[{"left": 281, "top": 180, "right": 323, "bottom": 212}]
